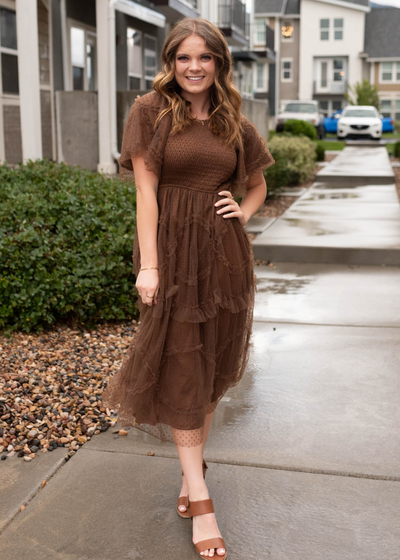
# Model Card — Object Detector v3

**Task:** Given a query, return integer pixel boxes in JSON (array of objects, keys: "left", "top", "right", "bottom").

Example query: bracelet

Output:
[{"left": 139, "top": 266, "right": 159, "bottom": 271}]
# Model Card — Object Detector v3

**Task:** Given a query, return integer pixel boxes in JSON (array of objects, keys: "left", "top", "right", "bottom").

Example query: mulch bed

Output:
[{"left": 0, "top": 153, "right": 351, "bottom": 463}]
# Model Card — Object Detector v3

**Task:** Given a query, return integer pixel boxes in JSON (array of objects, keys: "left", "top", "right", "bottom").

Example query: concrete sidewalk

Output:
[
  {"left": 253, "top": 147, "right": 400, "bottom": 265},
  {"left": 1, "top": 146, "right": 400, "bottom": 559},
  {"left": 1, "top": 260, "right": 400, "bottom": 559}
]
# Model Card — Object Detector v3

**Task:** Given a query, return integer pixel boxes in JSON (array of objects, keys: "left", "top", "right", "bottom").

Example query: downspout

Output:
[
  {"left": 109, "top": 0, "right": 120, "bottom": 162},
  {"left": 60, "top": 0, "right": 70, "bottom": 91}
]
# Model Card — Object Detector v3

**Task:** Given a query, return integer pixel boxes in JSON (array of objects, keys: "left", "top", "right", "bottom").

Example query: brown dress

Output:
[{"left": 101, "top": 91, "right": 275, "bottom": 447}]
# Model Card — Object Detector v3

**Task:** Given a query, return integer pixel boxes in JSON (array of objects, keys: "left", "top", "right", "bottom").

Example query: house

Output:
[
  {"left": 363, "top": 6, "right": 400, "bottom": 121},
  {"left": 251, "top": 0, "right": 400, "bottom": 127},
  {"left": 0, "top": 0, "right": 273, "bottom": 171}
]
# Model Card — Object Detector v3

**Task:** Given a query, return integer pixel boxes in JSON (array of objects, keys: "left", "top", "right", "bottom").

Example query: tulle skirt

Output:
[{"left": 101, "top": 184, "right": 257, "bottom": 447}]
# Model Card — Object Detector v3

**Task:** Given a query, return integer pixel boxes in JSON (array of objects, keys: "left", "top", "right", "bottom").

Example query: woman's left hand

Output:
[{"left": 215, "top": 190, "right": 247, "bottom": 226}]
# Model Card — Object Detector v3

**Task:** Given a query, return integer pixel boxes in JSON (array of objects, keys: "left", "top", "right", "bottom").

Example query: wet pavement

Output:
[
  {"left": 253, "top": 147, "right": 400, "bottom": 265},
  {"left": 316, "top": 146, "right": 394, "bottom": 184}
]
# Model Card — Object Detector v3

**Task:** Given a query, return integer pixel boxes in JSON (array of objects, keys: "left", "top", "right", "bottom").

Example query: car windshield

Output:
[
  {"left": 284, "top": 103, "right": 316, "bottom": 114},
  {"left": 342, "top": 109, "right": 377, "bottom": 118}
]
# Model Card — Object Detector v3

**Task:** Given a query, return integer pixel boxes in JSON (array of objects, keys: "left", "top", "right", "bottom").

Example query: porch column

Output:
[
  {"left": 96, "top": 0, "right": 117, "bottom": 174},
  {"left": 16, "top": 0, "right": 42, "bottom": 161}
]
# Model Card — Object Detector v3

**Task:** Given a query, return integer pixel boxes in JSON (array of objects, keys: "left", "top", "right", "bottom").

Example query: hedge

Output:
[
  {"left": 0, "top": 159, "right": 139, "bottom": 333},
  {"left": 266, "top": 135, "right": 317, "bottom": 196}
]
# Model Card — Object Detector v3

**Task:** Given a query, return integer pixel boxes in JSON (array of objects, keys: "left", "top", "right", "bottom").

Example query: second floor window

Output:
[
  {"left": 380, "top": 61, "right": 400, "bottom": 82},
  {"left": 320, "top": 19, "right": 329, "bottom": 41},
  {"left": 334, "top": 18, "right": 343, "bottom": 40},
  {"left": 0, "top": 6, "right": 19, "bottom": 94}
]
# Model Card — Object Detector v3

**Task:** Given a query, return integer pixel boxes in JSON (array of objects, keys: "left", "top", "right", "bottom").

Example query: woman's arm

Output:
[
  {"left": 132, "top": 155, "right": 160, "bottom": 306},
  {"left": 239, "top": 170, "right": 267, "bottom": 225}
]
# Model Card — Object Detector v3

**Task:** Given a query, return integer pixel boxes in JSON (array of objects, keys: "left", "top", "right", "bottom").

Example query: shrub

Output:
[
  {"left": 266, "top": 135, "right": 317, "bottom": 197},
  {"left": 393, "top": 141, "right": 400, "bottom": 159},
  {"left": 315, "top": 142, "right": 326, "bottom": 162},
  {"left": 394, "top": 121, "right": 400, "bottom": 135},
  {"left": 0, "top": 159, "right": 139, "bottom": 333},
  {"left": 283, "top": 119, "right": 317, "bottom": 141}
]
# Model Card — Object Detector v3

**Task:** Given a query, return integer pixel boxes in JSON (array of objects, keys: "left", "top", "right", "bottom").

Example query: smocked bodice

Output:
[{"left": 158, "top": 120, "right": 237, "bottom": 192}]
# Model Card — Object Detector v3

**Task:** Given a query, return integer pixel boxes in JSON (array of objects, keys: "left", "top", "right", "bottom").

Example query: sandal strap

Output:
[
  {"left": 194, "top": 537, "right": 226, "bottom": 553},
  {"left": 188, "top": 498, "right": 214, "bottom": 517},
  {"left": 177, "top": 496, "right": 189, "bottom": 508}
]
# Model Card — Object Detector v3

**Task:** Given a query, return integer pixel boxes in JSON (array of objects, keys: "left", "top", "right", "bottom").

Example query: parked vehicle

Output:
[
  {"left": 382, "top": 117, "right": 395, "bottom": 133},
  {"left": 276, "top": 100, "right": 325, "bottom": 139},
  {"left": 337, "top": 105, "right": 382, "bottom": 140},
  {"left": 325, "top": 109, "right": 394, "bottom": 135},
  {"left": 324, "top": 110, "right": 342, "bottom": 134}
]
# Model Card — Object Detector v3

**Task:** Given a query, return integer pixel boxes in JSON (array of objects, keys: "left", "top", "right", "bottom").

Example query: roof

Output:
[
  {"left": 255, "top": 0, "right": 369, "bottom": 14},
  {"left": 364, "top": 7, "right": 400, "bottom": 58}
]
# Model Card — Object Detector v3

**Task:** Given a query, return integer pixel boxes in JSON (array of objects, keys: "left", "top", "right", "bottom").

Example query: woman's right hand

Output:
[{"left": 135, "top": 269, "right": 159, "bottom": 306}]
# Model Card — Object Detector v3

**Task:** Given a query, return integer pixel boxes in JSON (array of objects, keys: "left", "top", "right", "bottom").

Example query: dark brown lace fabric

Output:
[{"left": 101, "top": 91, "right": 275, "bottom": 447}]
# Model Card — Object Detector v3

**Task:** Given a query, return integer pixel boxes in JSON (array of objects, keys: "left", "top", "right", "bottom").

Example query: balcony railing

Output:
[
  {"left": 313, "top": 80, "right": 348, "bottom": 95},
  {"left": 218, "top": 0, "right": 247, "bottom": 35}
]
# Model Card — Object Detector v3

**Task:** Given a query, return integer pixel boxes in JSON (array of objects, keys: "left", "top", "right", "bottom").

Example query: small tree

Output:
[{"left": 344, "top": 79, "right": 380, "bottom": 109}]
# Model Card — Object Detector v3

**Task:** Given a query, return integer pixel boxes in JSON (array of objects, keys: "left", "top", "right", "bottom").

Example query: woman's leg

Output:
[
  {"left": 178, "top": 411, "right": 215, "bottom": 510},
  {"left": 173, "top": 427, "right": 226, "bottom": 558}
]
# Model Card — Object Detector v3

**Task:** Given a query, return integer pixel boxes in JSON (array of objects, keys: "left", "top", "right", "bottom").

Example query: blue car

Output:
[{"left": 324, "top": 109, "right": 394, "bottom": 134}]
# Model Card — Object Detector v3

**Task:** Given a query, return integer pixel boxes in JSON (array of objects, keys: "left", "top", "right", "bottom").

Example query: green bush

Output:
[
  {"left": 394, "top": 121, "right": 400, "bottom": 134},
  {"left": 283, "top": 119, "right": 317, "bottom": 141},
  {"left": 266, "top": 135, "right": 317, "bottom": 197},
  {"left": 315, "top": 142, "right": 326, "bottom": 162},
  {"left": 393, "top": 141, "right": 400, "bottom": 158},
  {"left": 0, "top": 159, "right": 139, "bottom": 333}
]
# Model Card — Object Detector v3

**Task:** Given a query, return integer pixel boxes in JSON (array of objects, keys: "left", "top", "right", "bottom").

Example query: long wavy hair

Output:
[{"left": 152, "top": 17, "right": 244, "bottom": 151}]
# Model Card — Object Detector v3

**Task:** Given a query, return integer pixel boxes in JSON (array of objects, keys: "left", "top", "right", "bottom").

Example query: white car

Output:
[
  {"left": 276, "top": 100, "right": 325, "bottom": 139},
  {"left": 337, "top": 105, "right": 382, "bottom": 140}
]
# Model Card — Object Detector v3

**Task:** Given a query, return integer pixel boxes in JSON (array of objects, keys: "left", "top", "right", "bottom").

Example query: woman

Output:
[{"left": 102, "top": 17, "right": 274, "bottom": 558}]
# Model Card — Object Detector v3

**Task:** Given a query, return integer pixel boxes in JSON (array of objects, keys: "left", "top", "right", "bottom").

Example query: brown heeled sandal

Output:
[
  {"left": 187, "top": 497, "right": 227, "bottom": 560},
  {"left": 177, "top": 459, "right": 208, "bottom": 519}
]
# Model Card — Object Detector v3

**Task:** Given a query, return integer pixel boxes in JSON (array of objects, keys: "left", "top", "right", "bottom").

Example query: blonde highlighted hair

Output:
[{"left": 152, "top": 17, "right": 244, "bottom": 151}]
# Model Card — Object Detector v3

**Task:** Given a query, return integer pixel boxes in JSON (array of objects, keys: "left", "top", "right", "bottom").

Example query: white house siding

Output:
[{"left": 299, "top": 0, "right": 365, "bottom": 100}]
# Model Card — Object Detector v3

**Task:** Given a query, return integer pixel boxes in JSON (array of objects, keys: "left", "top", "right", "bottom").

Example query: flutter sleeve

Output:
[
  {"left": 242, "top": 117, "right": 275, "bottom": 180},
  {"left": 118, "top": 95, "right": 167, "bottom": 183},
  {"left": 230, "top": 115, "right": 275, "bottom": 198}
]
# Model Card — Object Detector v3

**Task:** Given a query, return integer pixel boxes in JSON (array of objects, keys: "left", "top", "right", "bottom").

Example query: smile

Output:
[{"left": 186, "top": 76, "right": 205, "bottom": 82}]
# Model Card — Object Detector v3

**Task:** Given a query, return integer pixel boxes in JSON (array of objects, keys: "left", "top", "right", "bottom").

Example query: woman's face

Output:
[{"left": 174, "top": 34, "right": 215, "bottom": 95}]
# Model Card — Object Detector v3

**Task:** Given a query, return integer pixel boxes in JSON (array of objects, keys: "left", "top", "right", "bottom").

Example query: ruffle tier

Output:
[{"left": 101, "top": 185, "right": 257, "bottom": 447}]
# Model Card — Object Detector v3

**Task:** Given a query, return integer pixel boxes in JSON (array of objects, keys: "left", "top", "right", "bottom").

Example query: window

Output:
[
  {"left": 380, "top": 100, "right": 392, "bottom": 118},
  {"left": 333, "top": 59, "right": 344, "bottom": 82},
  {"left": 254, "top": 19, "right": 266, "bottom": 45},
  {"left": 127, "top": 27, "right": 142, "bottom": 89},
  {"left": 332, "top": 100, "right": 342, "bottom": 111},
  {"left": 380, "top": 61, "right": 400, "bottom": 83},
  {"left": 320, "top": 19, "right": 329, "bottom": 40},
  {"left": 319, "top": 100, "right": 329, "bottom": 117},
  {"left": 144, "top": 34, "right": 157, "bottom": 90},
  {"left": 0, "top": 7, "right": 19, "bottom": 94},
  {"left": 256, "top": 62, "right": 264, "bottom": 88},
  {"left": 381, "top": 62, "right": 392, "bottom": 81},
  {"left": 69, "top": 23, "right": 96, "bottom": 91},
  {"left": 281, "top": 58, "right": 292, "bottom": 81},
  {"left": 396, "top": 100, "right": 400, "bottom": 121},
  {"left": 334, "top": 18, "right": 343, "bottom": 40}
]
